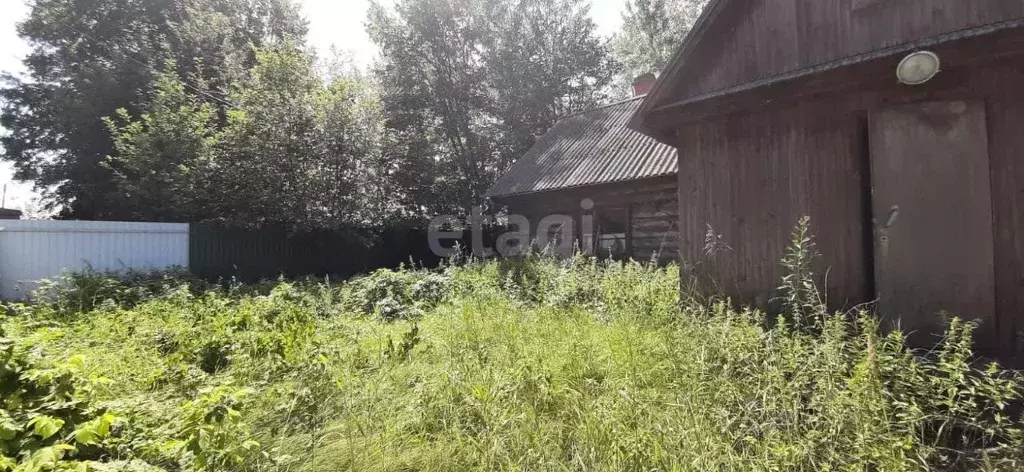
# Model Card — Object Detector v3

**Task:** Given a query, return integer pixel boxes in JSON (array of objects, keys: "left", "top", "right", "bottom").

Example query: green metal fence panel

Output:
[
  {"left": 188, "top": 223, "right": 502, "bottom": 282},
  {"left": 189, "top": 224, "right": 292, "bottom": 281}
]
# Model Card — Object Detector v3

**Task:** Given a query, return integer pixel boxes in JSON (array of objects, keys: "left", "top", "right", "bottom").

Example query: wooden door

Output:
[{"left": 869, "top": 101, "right": 995, "bottom": 343}]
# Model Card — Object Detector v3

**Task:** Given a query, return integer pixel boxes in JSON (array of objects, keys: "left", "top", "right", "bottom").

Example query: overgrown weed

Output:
[{"left": 2, "top": 230, "right": 1023, "bottom": 471}]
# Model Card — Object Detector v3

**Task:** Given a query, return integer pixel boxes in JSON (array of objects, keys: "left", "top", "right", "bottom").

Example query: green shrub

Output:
[
  {"left": 30, "top": 266, "right": 204, "bottom": 316},
  {"left": 344, "top": 268, "right": 450, "bottom": 320},
  {"left": 486, "top": 251, "right": 678, "bottom": 322}
]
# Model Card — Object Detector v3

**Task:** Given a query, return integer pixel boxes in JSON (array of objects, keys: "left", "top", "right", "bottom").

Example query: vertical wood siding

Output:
[
  {"left": 678, "top": 109, "right": 868, "bottom": 310},
  {"left": 0, "top": 220, "right": 189, "bottom": 300},
  {"left": 674, "top": 0, "right": 1024, "bottom": 101},
  {"left": 985, "top": 72, "right": 1024, "bottom": 355},
  {"left": 673, "top": 53, "right": 1024, "bottom": 355}
]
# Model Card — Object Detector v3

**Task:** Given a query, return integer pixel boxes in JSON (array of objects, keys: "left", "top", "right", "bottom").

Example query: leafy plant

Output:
[
  {"left": 383, "top": 324, "right": 421, "bottom": 362},
  {"left": 170, "top": 385, "right": 261, "bottom": 471},
  {"left": 345, "top": 268, "right": 450, "bottom": 320},
  {"left": 0, "top": 330, "right": 122, "bottom": 471},
  {"left": 777, "top": 215, "right": 823, "bottom": 329},
  {"left": 31, "top": 267, "right": 202, "bottom": 317}
]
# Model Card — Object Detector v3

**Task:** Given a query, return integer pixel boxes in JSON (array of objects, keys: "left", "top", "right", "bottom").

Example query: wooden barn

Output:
[
  {"left": 487, "top": 77, "right": 680, "bottom": 263},
  {"left": 631, "top": 0, "right": 1024, "bottom": 355}
]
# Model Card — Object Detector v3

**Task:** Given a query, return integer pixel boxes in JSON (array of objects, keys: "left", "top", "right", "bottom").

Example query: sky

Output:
[
  {"left": 0, "top": 0, "right": 627, "bottom": 211},
  {"left": 0, "top": 0, "right": 33, "bottom": 210}
]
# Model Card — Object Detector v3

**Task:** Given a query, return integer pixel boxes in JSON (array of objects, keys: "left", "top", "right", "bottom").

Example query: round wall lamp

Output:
[{"left": 897, "top": 51, "right": 941, "bottom": 85}]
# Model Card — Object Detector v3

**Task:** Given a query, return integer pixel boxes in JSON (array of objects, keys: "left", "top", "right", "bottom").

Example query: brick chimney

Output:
[{"left": 632, "top": 73, "right": 656, "bottom": 97}]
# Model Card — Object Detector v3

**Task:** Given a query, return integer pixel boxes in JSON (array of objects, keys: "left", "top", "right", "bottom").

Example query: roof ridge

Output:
[{"left": 557, "top": 94, "right": 646, "bottom": 121}]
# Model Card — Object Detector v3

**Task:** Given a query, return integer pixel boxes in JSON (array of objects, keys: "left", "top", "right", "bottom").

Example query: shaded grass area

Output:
[{"left": 3, "top": 252, "right": 1024, "bottom": 471}]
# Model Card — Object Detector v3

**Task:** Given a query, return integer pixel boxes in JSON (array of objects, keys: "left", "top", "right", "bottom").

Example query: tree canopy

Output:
[
  {"left": 367, "top": 0, "right": 617, "bottom": 215},
  {"left": 613, "top": 0, "right": 708, "bottom": 80},
  {"left": 1, "top": 0, "right": 308, "bottom": 219},
  {"left": 1, "top": 0, "right": 706, "bottom": 226}
]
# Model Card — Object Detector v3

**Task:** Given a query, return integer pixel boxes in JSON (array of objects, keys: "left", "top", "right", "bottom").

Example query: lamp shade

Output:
[{"left": 897, "top": 51, "right": 940, "bottom": 85}]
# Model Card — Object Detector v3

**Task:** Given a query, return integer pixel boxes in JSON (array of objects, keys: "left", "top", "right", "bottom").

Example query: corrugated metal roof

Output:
[{"left": 487, "top": 96, "right": 678, "bottom": 198}]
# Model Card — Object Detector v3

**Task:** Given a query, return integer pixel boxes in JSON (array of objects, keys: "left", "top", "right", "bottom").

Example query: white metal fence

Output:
[{"left": 0, "top": 220, "right": 189, "bottom": 300}]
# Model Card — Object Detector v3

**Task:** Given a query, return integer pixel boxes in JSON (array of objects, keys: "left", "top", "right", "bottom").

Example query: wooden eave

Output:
[{"left": 631, "top": 6, "right": 1024, "bottom": 143}]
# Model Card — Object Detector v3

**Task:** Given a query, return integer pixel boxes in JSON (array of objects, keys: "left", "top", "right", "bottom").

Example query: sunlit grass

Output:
[{"left": 4, "top": 252, "right": 1023, "bottom": 471}]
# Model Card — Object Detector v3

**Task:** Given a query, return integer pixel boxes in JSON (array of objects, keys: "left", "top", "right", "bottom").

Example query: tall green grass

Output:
[{"left": 2, "top": 241, "right": 1023, "bottom": 471}]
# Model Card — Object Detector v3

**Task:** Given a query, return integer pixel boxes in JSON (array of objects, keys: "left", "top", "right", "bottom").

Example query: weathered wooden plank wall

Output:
[
  {"left": 674, "top": 0, "right": 1024, "bottom": 100},
  {"left": 674, "top": 52, "right": 1024, "bottom": 355},
  {"left": 985, "top": 67, "right": 1024, "bottom": 355},
  {"left": 869, "top": 101, "right": 995, "bottom": 344},
  {"left": 632, "top": 197, "right": 678, "bottom": 262},
  {"left": 677, "top": 109, "right": 868, "bottom": 310}
]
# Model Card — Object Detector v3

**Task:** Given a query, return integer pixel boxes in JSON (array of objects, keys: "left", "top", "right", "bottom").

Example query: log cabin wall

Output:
[
  {"left": 630, "top": 188, "right": 679, "bottom": 263},
  {"left": 495, "top": 176, "right": 679, "bottom": 263},
  {"left": 673, "top": 50, "right": 1024, "bottom": 356}
]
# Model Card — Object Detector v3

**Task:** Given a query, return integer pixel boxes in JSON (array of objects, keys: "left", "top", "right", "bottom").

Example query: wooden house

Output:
[
  {"left": 631, "top": 0, "right": 1024, "bottom": 354},
  {"left": 487, "top": 77, "right": 680, "bottom": 262}
]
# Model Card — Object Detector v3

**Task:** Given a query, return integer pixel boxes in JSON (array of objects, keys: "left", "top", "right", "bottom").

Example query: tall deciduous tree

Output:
[
  {"left": 104, "top": 44, "right": 390, "bottom": 228},
  {"left": 210, "top": 44, "right": 389, "bottom": 228},
  {"left": 0, "top": 0, "right": 307, "bottom": 218},
  {"left": 612, "top": 0, "right": 708, "bottom": 81},
  {"left": 367, "top": 0, "right": 617, "bottom": 215},
  {"left": 484, "top": 0, "right": 618, "bottom": 173},
  {"left": 103, "top": 66, "right": 219, "bottom": 222}
]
